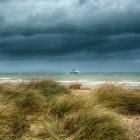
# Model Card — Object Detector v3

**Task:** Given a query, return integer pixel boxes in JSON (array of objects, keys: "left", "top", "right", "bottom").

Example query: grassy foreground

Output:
[{"left": 0, "top": 81, "right": 140, "bottom": 140}]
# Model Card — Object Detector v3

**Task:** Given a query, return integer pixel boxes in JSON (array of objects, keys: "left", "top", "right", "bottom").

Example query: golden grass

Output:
[
  {"left": 69, "top": 83, "right": 82, "bottom": 90},
  {"left": 16, "top": 92, "right": 46, "bottom": 114},
  {"left": 73, "top": 110, "right": 129, "bottom": 140},
  {"left": 94, "top": 84, "right": 140, "bottom": 115},
  {"left": 0, "top": 81, "right": 140, "bottom": 140}
]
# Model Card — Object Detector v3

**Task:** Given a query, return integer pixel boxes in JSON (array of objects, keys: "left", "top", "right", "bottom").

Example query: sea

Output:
[{"left": 0, "top": 72, "right": 140, "bottom": 89}]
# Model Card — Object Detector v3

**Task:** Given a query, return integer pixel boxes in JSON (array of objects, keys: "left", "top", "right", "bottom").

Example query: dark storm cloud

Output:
[
  {"left": 0, "top": 33, "right": 140, "bottom": 61},
  {"left": 0, "top": 0, "right": 140, "bottom": 61}
]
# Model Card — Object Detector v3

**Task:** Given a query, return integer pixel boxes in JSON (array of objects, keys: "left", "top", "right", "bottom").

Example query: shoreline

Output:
[
  {"left": 57, "top": 80, "right": 140, "bottom": 89},
  {"left": 0, "top": 79, "right": 140, "bottom": 90}
]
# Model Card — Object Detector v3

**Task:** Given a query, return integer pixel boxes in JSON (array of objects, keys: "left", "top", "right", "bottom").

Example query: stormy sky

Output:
[{"left": 0, "top": 0, "right": 140, "bottom": 72}]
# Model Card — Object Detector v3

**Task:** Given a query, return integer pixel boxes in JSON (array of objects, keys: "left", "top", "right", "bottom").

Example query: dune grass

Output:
[
  {"left": 49, "top": 95, "right": 83, "bottom": 118},
  {"left": 72, "top": 110, "right": 129, "bottom": 140},
  {"left": 20, "top": 80, "right": 68, "bottom": 97},
  {"left": 16, "top": 92, "right": 46, "bottom": 114},
  {"left": 69, "top": 83, "right": 82, "bottom": 90},
  {"left": 94, "top": 84, "right": 140, "bottom": 115},
  {"left": 0, "top": 81, "right": 140, "bottom": 139},
  {"left": 10, "top": 110, "right": 29, "bottom": 139}
]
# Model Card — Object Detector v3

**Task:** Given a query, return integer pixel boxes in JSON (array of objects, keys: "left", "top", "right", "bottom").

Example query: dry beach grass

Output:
[{"left": 0, "top": 81, "right": 140, "bottom": 140}]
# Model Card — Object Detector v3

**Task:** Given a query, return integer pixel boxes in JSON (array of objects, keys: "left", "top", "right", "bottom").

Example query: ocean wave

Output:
[
  {"left": 0, "top": 78, "right": 13, "bottom": 80},
  {"left": 0, "top": 78, "right": 140, "bottom": 87},
  {"left": 57, "top": 80, "right": 140, "bottom": 87},
  {"left": 0, "top": 78, "right": 28, "bottom": 83}
]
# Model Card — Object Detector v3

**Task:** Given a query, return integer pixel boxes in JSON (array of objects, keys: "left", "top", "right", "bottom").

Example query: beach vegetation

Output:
[
  {"left": 69, "top": 83, "right": 82, "bottom": 90},
  {"left": 0, "top": 81, "right": 139, "bottom": 139},
  {"left": 94, "top": 84, "right": 140, "bottom": 115}
]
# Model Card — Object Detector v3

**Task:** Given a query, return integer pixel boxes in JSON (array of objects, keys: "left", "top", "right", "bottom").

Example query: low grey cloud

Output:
[{"left": 0, "top": 0, "right": 140, "bottom": 36}]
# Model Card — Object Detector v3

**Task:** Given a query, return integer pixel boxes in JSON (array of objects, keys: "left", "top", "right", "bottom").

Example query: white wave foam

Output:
[
  {"left": 0, "top": 78, "right": 140, "bottom": 87},
  {"left": 57, "top": 80, "right": 140, "bottom": 87},
  {"left": 0, "top": 78, "right": 13, "bottom": 80},
  {"left": 0, "top": 78, "right": 29, "bottom": 83}
]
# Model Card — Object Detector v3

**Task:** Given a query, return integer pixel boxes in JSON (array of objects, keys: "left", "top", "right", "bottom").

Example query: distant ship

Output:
[{"left": 70, "top": 69, "right": 80, "bottom": 74}]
